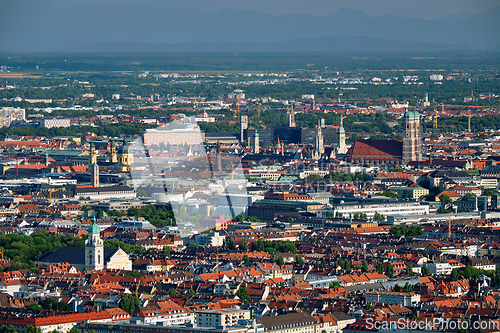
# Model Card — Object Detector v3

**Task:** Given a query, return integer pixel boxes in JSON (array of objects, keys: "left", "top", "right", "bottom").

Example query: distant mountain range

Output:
[{"left": 0, "top": 2, "right": 498, "bottom": 52}]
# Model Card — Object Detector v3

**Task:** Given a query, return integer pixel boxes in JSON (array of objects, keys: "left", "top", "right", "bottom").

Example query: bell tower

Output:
[
  {"left": 315, "top": 120, "right": 324, "bottom": 155},
  {"left": 118, "top": 139, "right": 133, "bottom": 172},
  {"left": 403, "top": 110, "right": 422, "bottom": 164},
  {"left": 85, "top": 217, "right": 104, "bottom": 271}
]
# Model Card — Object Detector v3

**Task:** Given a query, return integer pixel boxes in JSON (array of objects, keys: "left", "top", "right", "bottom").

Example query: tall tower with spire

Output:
[
  {"left": 336, "top": 116, "right": 347, "bottom": 155},
  {"left": 89, "top": 144, "right": 97, "bottom": 165},
  {"left": 85, "top": 217, "right": 104, "bottom": 271},
  {"left": 253, "top": 131, "right": 260, "bottom": 154},
  {"left": 89, "top": 144, "right": 99, "bottom": 187},
  {"left": 118, "top": 138, "right": 133, "bottom": 172},
  {"left": 402, "top": 110, "right": 422, "bottom": 164},
  {"left": 91, "top": 161, "right": 99, "bottom": 187},
  {"left": 240, "top": 115, "right": 248, "bottom": 143},
  {"left": 109, "top": 141, "right": 118, "bottom": 163},
  {"left": 288, "top": 103, "right": 296, "bottom": 127},
  {"left": 315, "top": 120, "right": 324, "bottom": 155}
]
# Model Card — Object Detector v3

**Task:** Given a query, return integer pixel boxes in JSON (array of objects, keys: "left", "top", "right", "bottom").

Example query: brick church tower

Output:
[{"left": 402, "top": 110, "right": 422, "bottom": 164}]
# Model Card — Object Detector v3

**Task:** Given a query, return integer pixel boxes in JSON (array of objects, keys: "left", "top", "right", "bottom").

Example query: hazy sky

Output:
[{"left": 35, "top": 0, "right": 498, "bottom": 18}]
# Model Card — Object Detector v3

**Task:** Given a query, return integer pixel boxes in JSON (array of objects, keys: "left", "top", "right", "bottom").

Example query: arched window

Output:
[{"left": 98, "top": 255, "right": 101, "bottom": 264}]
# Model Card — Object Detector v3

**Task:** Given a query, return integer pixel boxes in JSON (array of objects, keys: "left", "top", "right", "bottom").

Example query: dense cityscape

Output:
[{"left": 0, "top": 51, "right": 499, "bottom": 333}]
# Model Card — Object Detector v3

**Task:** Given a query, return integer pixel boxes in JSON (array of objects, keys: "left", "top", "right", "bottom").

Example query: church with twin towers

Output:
[
  {"left": 241, "top": 107, "right": 421, "bottom": 165},
  {"left": 240, "top": 104, "right": 347, "bottom": 159}
]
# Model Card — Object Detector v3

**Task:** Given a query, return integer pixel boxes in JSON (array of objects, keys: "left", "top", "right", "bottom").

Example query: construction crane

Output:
[
  {"left": 306, "top": 64, "right": 315, "bottom": 72},
  {"left": 466, "top": 115, "right": 473, "bottom": 133},
  {"left": 433, "top": 109, "right": 438, "bottom": 129},
  {"left": 49, "top": 189, "right": 59, "bottom": 201}
]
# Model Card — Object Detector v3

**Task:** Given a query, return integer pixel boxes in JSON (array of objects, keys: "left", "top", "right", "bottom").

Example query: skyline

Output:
[{"left": 0, "top": 1, "right": 498, "bottom": 53}]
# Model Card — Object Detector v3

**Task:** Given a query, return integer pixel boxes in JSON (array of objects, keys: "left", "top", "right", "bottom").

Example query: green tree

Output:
[
  {"left": 243, "top": 254, "right": 249, "bottom": 263},
  {"left": 406, "top": 264, "right": 413, "bottom": 275},
  {"left": 374, "top": 212, "right": 385, "bottom": 222},
  {"left": 403, "top": 282, "right": 413, "bottom": 293},
  {"left": 239, "top": 238, "right": 248, "bottom": 251},
  {"left": 125, "top": 271, "right": 143, "bottom": 277},
  {"left": 232, "top": 214, "right": 245, "bottom": 222},
  {"left": 386, "top": 263, "right": 394, "bottom": 278},
  {"left": 483, "top": 188, "right": 498, "bottom": 196},
  {"left": 451, "top": 269, "right": 460, "bottom": 281},
  {"left": 185, "top": 289, "right": 196, "bottom": 298},
  {"left": 381, "top": 191, "right": 401, "bottom": 199},
  {"left": 439, "top": 193, "right": 453, "bottom": 205},
  {"left": 225, "top": 237, "right": 236, "bottom": 250},
  {"left": 295, "top": 256, "right": 304, "bottom": 266},
  {"left": 42, "top": 298, "right": 58, "bottom": 311},
  {"left": 0, "top": 325, "right": 17, "bottom": 333},
  {"left": 236, "top": 287, "right": 251, "bottom": 304},
  {"left": 26, "top": 327, "right": 41, "bottom": 333},
  {"left": 376, "top": 262, "right": 384, "bottom": 273},
  {"left": 27, "top": 303, "right": 42, "bottom": 311},
  {"left": 458, "top": 317, "right": 469, "bottom": 333},
  {"left": 277, "top": 256, "right": 284, "bottom": 267},
  {"left": 163, "top": 246, "right": 171, "bottom": 258},
  {"left": 362, "top": 261, "right": 369, "bottom": 273},
  {"left": 422, "top": 265, "right": 430, "bottom": 277}
]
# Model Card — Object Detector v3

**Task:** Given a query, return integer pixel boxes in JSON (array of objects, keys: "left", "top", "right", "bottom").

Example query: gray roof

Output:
[
  {"left": 257, "top": 312, "right": 318, "bottom": 329},
  {"left": 37, "top": 246, "right": 117, "bottom": 266},
  {"left": 331, "top": 312, "right": 355, "bottom": 323},
  {"left": 344, "top": 282, "right": 384, "bottom": 293}
]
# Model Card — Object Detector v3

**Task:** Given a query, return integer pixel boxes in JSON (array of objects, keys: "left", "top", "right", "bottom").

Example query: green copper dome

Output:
[
  {"left": 89, "top": 218, "right": 100, "bottom": 234},
  {"left": 404, "top": 111, "right": 415, "bottom": 118}
]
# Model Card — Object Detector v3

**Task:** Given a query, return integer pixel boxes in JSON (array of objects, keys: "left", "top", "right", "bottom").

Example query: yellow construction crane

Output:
[
  {"left": 466, "top": 115, "right": 473, "bottom": 133},
  {"left": 49, "top": 189, "right": 59, "bottom": 200},
  {"left": 433, "top": 109, "right": 438, "bottom": 129}
]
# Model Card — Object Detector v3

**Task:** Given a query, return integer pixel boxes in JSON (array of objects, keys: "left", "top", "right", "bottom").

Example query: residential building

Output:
[
  {"left": 256, "top": 312, "right": 319, "bottom": 333},
  {"left": 40, "top": 118, "right": 71, "bottom": 128},
  {"left": 197, "top": 309, "right": 251, "bottom": 328},
  {"left": 194, "top": 231, "right": 226, "bottom": 247},
  {"left": 365, "top": 291, "right": 421, "bottom": 307}
]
